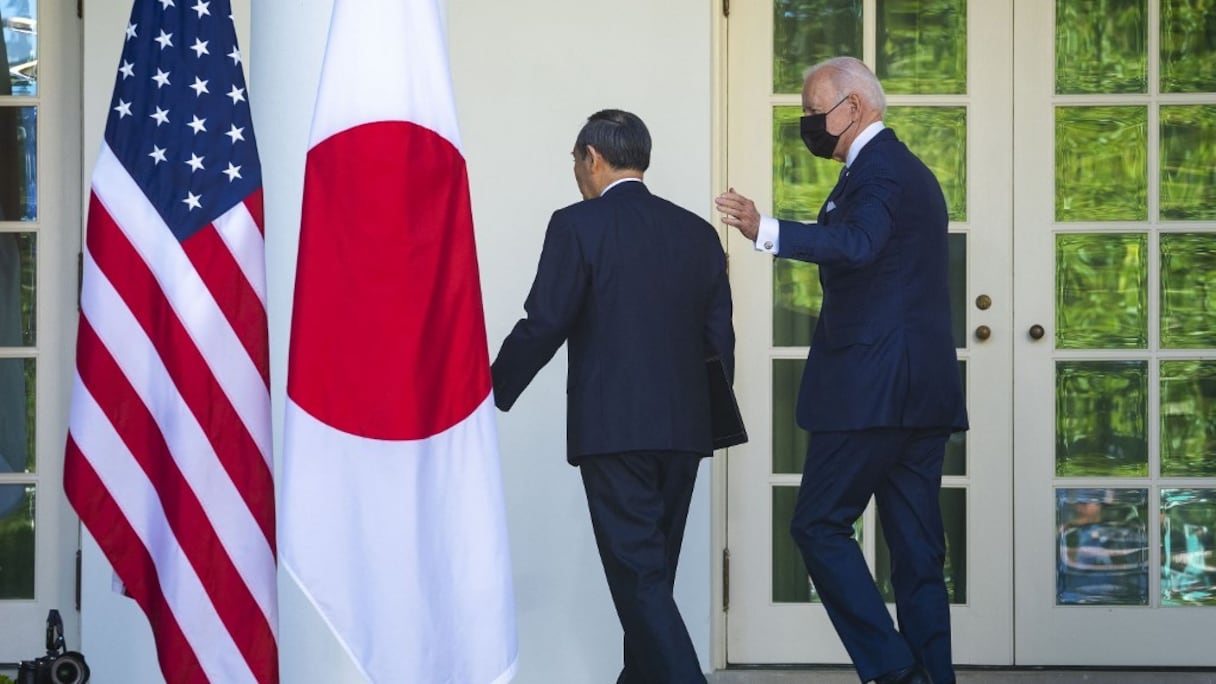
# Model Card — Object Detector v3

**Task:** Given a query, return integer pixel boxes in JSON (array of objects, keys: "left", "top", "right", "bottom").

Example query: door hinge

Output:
[
  {"left": 722, "top": 547, "right": 731, "bottom": 611},
  {"left": 722, "top": 0, "right": 730, "bottom": 18},
  {"left": 77, "top": 0, "right": 83, "bottom": 19}
]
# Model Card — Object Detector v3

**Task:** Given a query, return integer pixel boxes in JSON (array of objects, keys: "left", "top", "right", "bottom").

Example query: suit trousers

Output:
[
  {"left": 790, "top": 429, "right": 954, "bottom": 684},
  {"left": 579, "top": 450, "right": 707, "bottom": 684}
]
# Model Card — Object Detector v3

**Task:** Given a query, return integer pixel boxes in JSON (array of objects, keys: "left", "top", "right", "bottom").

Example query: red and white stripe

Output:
[{"left": 65, "top": 143, "right": 278, "bottom": 684}]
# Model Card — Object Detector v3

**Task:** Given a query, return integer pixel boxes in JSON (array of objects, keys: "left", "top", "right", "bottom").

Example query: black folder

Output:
[{"left": 706, "top": 355, "right": 747, "bottom": 450}]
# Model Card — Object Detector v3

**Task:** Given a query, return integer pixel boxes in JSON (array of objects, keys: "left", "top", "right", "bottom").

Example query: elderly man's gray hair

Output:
[{"left": 804, "top": 57, "right": 887, "bottom": 115}]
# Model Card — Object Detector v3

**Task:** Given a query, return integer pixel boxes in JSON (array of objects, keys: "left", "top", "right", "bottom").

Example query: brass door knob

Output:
[
  {"left": 1029, "top": 324, "right": 1045, "bottom": 340},
  {"left": 975, "top": 325, "right": 992, "bottom": 341},
  {"left": 975, "top": 294, "right": 992, "bottom": 310}
]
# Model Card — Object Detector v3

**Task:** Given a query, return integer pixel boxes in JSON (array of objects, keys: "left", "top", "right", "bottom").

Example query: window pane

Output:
[
  {"left": 1161, "top": 233, "right": 1216, "bottom": 348},
  {"left": 948, "top": 233, "right": 965, "bottom": 348},
  {"left": 1162, "top": 489, "right": 1216, "bottom": 606},
  {"left": 1056, "top": 360, "right": 1148, "bottom": 477},
  {"left": 773, "top": 485, "right": 862, "bottom": 603},
  {"left": 0, "top": 105, "right": 35, "bottom": 221},
  {"left": 774, "top": 0, "right": 863, "bottom": 94},
  {"left": 0, "top": 357, "right": 33, "bottom": 473},
  {"left": 876, "top": 487, "right": 967, "bottom": 604},
  {"left": 773, "top": 358, "right": 808, "bottom": 474},
  {"left": 1056, "top": 487, "right": 1148, "bottom": 606},
  {"left": 0, "top": 231, "right": 34, "bottom": 345},
  {"left": 773, "top": 259, "right": 821, "bottom": 348},
  {"left": 1161, "top": 105, "right": 1216, "bottom": 221},
  {"left": 1056, "top": 233, "right": 1148, "bottom": 349},
  {"left": 1055, "top": 0, "right": 1147, "bottom": 94},
  {"left": 0, "top": 483, "right": 33, "bottom": 599},
  {"left": 876, "top": 0, "right": 967, "bottom": 95},
  {"left": 885, "top": 106, "right": 967, "bottom": 221},
  {"left": 0, "top": 0, "right": 37, "bottom": 96},
  {"left": 773, "top": 486, "right": 809, "bottom": 602},
  {"left": 1055, "top": 106, "right": 1148, "bottom": 222},
  {"left": 1161, "top": 0, "right": 1216, "bottom": 93},
  {"left": 1161, "top": 361, "right": 1216, "bottom": 477}
]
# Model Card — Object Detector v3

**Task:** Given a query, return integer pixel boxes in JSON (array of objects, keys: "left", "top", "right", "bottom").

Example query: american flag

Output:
[{"left": 63, "top": 0, "right": 277, "bottom": 682}]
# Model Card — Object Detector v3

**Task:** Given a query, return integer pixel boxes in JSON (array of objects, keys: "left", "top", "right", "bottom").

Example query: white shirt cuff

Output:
[{"left": 754, "top": 216, "right": 779, "bottom": 254}]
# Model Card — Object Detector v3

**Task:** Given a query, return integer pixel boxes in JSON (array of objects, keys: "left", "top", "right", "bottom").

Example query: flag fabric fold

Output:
[
  {"left": 281, "top": 0, "right": 518, "bottom": 682},
  {"left": 64, "top": 1, "right": 277, "bottom": 682}
]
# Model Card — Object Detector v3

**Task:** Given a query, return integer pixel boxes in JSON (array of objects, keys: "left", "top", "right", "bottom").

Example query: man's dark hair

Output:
[{"left": 574, "top": 109, "right": 651, "bottom": 172}]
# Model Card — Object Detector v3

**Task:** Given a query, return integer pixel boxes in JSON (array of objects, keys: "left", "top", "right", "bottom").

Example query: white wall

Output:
[
  {"left": 80, "top": 0, "right": 716, "bottom": 681},
  {"left": 448, "top": 1, "right": 716, "bottom": 681}
]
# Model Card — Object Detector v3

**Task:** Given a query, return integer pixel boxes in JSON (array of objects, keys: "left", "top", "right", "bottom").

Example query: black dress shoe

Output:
[{"left": 872, "top": 664, "right": 933, "bottom": 684}]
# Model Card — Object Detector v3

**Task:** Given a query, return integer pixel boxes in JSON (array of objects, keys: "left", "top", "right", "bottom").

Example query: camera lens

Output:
[{"left": 49, "top": 652, "right": 89, "bottom": 684}]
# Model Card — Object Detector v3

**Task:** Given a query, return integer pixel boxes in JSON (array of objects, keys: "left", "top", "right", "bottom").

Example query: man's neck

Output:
[{"left": 599, "top": 174, "right": 643, "bottom": 197}]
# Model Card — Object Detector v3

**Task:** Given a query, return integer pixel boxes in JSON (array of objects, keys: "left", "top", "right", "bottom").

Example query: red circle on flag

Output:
[{"left": 288, "top": 121, "right": 491, "bottom": 440}]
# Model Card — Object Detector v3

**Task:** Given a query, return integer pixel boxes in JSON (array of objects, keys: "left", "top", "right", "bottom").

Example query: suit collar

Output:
[
  {"left": 849, "top": 127, "right": 898, "bottom": 171},
  {"left": 845, "top": 121, "right": 887, "bottom": 168},
  {"left": 600, "top": 178, "right": 648, "bottom": 197}
]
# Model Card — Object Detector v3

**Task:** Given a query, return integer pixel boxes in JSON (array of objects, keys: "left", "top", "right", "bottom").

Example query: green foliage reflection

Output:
[
  {"left": 1055, "top": 0, "right": 1147, "bottom": 94},
  {"left": 877, "top": 0, "right": 967, "bottom": 94},
  {"left": 1160, "top": 233, "right": 1216, "bottom": 348},
  {"left": 885, "top": 107, "right": 966, "bottom": 221},
  {"left": 1161, "top": 361, "right": 1216, "bottom": 477},
  {"left": 1056, "top": 361, "right": 1148, "bottom": 477},
  {"left": 774, "top": 260, "right": 822, "bottom": 347},
  {"left": 1161, "top": 106, "right": 1216, "bottom": 220},
  {"left": 1056, "top": 106, "right": 1148, "bottom": 222},
  {"left": 773, "top": 0, "right": 863, "bottom": 94},
  {"left": 1161, "top": 0, "right": 1216, "bottom": 93},
  {"left": 1056, "top": 233, "right": 1148, "bottom": 349}
]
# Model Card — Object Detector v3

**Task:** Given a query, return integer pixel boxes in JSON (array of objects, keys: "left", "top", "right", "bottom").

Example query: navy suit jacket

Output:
[
  {"left": 492, "top": 181, "right": 735, "bottom": 462},
  {"left": 777, "top": 128, "right": 968, "bottom": 433}
]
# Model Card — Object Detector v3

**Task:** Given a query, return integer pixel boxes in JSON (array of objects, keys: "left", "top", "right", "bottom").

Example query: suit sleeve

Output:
[
  {"left": 704, "top": 252, "right": 735, "bottom": 382},
  {"left": 776, "top": 165, "right": 899, "bottom": 268},
  {"left": 491, "top": 212, "right": 587, "bottom": 411}
]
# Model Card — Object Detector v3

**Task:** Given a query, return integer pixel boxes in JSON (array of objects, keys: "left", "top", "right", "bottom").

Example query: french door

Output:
[
  {"left": 723, "top": 0, "right": 1216, "bottom": 667},
  {"left": 1013, "top": 0, "right": 1216, "bottom": 665},
  {"left": 723, "top": 0, "right": 1014, "bottom": 666},
  {"left": 0, "top": 0, "right": 83, "bottom": 667}
]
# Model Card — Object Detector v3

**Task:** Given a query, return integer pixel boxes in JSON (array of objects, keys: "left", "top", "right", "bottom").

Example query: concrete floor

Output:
[{"left": 708, "top": 669, "right": 1216, "bottom": 683}]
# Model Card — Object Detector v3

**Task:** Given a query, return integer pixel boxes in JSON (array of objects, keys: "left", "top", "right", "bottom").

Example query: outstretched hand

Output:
[{"left": 714, "top": 188, "right": 760, "bottom": 242}]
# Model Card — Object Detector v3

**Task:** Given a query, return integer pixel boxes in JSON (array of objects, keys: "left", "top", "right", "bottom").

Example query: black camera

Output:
[{"left": 16, "top": 610, "right": 90, "bottom": 684}]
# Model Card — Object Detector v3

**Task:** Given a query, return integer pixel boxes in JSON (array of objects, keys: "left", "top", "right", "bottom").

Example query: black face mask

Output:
[{"left": 800, "top": 96, "right": 854, "bottom": 159}]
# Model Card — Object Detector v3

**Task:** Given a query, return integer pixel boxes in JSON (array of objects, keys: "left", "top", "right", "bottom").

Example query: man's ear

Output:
[{"left": 583, "top": 144, "right": 603, "bottom": 169}]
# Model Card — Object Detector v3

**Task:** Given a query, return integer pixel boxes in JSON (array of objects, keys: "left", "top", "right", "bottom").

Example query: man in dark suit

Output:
[
  {"left": 715, "top": 57, "right": 967, "bottom": 684},
  {"left": 492, "top": 109, "right": 734, "bottom": 684}
]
